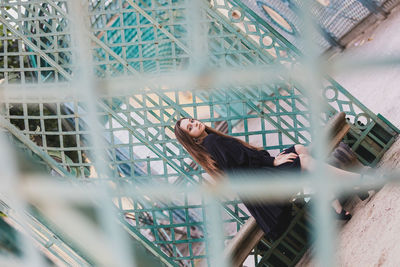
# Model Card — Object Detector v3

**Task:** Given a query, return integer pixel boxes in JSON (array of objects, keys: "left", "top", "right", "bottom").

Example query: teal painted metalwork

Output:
[
  {"left": 0, "top": 0, "right": 399, "bottom": 266},
  {"left": 0, "top": 133, "right": 92, "bottom": 265},
  {"left": 239, "top": 0, "right": 394, "bottom": 51}
]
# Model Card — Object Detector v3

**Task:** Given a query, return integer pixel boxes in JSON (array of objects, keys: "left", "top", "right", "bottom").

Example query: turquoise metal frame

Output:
[
  {"left": 241, "top": 0, "right": 392, "bottom": 51},
  {"left": 0, "top": 0, "right": 399, "bottom": 266}
]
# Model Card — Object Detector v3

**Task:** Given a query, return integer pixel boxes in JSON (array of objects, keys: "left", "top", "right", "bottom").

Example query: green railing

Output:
[{"left": 0, "top": 0, "right": 398, "bottom": 266}]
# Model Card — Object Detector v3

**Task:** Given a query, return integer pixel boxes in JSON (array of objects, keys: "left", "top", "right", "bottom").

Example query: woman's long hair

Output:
[{"left": 174, "top": 118, "right": 262, "bottom": 178}]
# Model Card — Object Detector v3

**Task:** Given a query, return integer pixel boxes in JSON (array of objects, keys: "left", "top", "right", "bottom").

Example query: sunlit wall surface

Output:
[{"left": 0, "top": 0, "right": 399, "bottom": 266}]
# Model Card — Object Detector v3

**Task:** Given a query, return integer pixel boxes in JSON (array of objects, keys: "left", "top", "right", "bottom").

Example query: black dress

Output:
[{"left": 202, "top": 133, "right": 301, "bottom": 241}]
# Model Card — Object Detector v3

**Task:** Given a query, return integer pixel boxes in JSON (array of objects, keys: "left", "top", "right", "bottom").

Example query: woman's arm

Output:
[
  {"left": 273, "top": 152, "right": 299, "bottom": 166},
  {"left": 211, "top": 136, "right": 275, "bottom": 168}
]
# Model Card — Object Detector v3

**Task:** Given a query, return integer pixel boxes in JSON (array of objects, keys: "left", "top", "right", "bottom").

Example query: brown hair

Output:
[{"left": 174, "top": 118, "right": 262, "bottom": 178}]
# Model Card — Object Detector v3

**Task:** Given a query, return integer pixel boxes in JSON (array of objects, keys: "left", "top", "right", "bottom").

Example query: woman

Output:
[{"left": 174, "top": 118, "right": 353, "bottom": 241}]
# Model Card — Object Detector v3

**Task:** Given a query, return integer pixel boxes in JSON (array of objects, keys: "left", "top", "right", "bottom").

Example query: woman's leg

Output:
[
  {"left": 295, "top": 144, "right": 361, "bottom": 180},
  {"left": 298, "top": 153, "right": 360, "bottom": 180},
  {"left": 294, "top": 144, "right": 308, "bottom": 156},
  {"left": 331, "top": 199, "right": 349, "bottom": 214},
  {"left": 297, "top": 152, "right": 354, "bottom": 218}
]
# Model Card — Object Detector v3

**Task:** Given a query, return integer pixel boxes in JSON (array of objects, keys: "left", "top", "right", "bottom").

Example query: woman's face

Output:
[{"left": 179, "top": 118, "right": 206, "bottom": 138}]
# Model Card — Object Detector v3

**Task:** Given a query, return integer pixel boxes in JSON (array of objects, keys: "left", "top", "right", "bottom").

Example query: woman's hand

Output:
[{"left": 273, "top": 152, "right": 298, "bottom": 166}]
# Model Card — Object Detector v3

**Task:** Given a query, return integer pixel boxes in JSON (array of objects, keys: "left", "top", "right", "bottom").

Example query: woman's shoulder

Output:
[
  {"left": 203, "top": 133, "right": 233, "bottom": 143},
  {"left": 203, "top": 133, "right": 240, "bottom": 149},
  {"left": 202, "top": 133, "right": 221, "bottom": 145}
]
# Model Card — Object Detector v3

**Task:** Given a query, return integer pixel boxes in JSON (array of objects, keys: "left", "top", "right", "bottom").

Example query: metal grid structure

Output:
[
  {"left": 241, "top": 0, "right": 400, "bottom": 50},
  {"left": 0, "top": 0, "right": 399, "bottom": 266}
]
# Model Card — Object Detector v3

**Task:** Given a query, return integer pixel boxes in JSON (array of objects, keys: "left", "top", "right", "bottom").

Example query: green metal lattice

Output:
[{"left": 0, "top": 0, "right": 399, "bottom": 266}]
